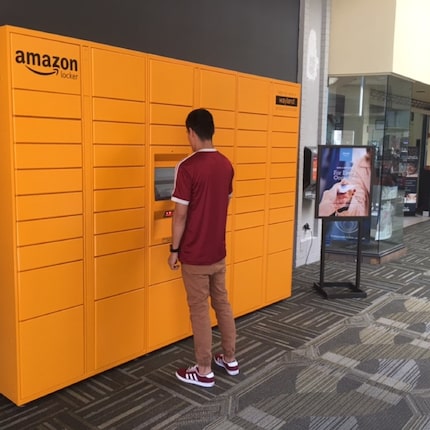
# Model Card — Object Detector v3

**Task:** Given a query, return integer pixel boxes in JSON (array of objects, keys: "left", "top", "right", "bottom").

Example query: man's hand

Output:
[
  {"left": 168, "top": 253, "right": 180, "bottom": 270},
  {"left": 333, "top": 180, "right": 355, "bottom": 211},
  {"left": 168, "top": 202, "right": 187, "bottom": 270}
]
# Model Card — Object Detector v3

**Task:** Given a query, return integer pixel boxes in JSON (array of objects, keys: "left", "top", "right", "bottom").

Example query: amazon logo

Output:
[{"left": 15, "top": 50, "right": 79, "bottom": 80}]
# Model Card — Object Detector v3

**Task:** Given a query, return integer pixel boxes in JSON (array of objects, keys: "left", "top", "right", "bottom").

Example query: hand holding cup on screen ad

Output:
[
  {"left": 335, "top": 181, "right": 356, "bottom": 212},
  {"left": 317, "top": 146, "right": 373, "bottom": 218}
]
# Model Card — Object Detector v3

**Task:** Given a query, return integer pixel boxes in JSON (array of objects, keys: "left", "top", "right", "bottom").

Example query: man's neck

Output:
[{"left": 194, "top": 139, "right": 213, "bottom": 151}]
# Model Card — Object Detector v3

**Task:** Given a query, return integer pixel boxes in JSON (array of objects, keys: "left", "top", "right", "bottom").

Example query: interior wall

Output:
[
  {"left": 0, "top": 0, "right": 300, "bottom": 82},
  {"left": 329, "top": 0, "right": 396, "bottom": 76},
  {"left": 295, "top": 0, "right": 330, "bottom": 266},
  {"left": 393, "top": 0, "right": 430, "bottom": 85},
  {"left": 330, "top": 0, "right": 430, "bottom": 86}
]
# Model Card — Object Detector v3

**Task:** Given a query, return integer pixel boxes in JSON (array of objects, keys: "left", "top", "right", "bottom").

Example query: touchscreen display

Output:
[{"left": 154, "top": 167, "right": 175, "bottom": 201}]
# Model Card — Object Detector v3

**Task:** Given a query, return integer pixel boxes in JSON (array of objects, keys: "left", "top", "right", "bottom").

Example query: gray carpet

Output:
[
  {"left": 171, "top": 293, "right": 430, "bottom": 429},
  {"left": 2, "top": 219, "right": 430, "bottom": 429}
]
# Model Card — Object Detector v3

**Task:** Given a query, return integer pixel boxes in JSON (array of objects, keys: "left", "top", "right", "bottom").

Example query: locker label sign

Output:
[
  {"left": 15, "top": 50, "right": 79, "bottom": 80},
  {"left": 275, "top": 95, "right": 298, "bottom": 107},
  {"left": 10, "top": 32, "right": 82, "bottom": 93}
]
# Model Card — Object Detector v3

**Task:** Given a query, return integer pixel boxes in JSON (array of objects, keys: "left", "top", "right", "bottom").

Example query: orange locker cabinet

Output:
[
  {"left": 0, "top": 26, "right": 86, "bottom": 405},
  {"left": 147, "top": 279, "right": 191, "bottom": 351},
  {"left": 232, "top": 258, "right": 264, "bottom": 316},
  {"left": 0, "top": 25, "right": 300, "bottom": 405},
  {"left": 20, "top": 307, "right": 85, "bottom": 401},
  {"left": 0, "top": 25, "right": 148, "bottom": 405},
  {"left": 90, "top": 45, "right": 146, "bottom": 377},
  {"left": 95, "top": 289, "right": 145, "bottom": 369}
]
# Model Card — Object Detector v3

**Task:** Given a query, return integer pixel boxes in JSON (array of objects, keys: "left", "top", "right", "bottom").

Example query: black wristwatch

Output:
[{"left": 170, "top": 245, "right": 180, "bottom": 253}]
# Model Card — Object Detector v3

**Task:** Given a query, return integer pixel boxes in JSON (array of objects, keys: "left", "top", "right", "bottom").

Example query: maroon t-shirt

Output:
[{"left": 171, "top": 149, "right": 233, "bottom": 265}]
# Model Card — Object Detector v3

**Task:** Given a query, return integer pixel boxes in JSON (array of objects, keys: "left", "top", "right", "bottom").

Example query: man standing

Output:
[{"left": 167, "top": 108, "right": 239, "bottom": 387}]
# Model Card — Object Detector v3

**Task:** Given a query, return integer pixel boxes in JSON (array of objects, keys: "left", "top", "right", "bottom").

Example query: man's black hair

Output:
[{"left": 185, "top": 108, "right": 215, "bottom": 141}]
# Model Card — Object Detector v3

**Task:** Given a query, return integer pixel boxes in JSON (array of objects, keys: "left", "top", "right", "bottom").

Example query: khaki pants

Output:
[{"left": 181, "top": 258, "right": 236, "bottom": 368}]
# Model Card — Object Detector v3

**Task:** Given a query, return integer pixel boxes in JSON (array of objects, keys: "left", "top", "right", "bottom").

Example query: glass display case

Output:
[{"left": 325, "top": 75, "right": 412, "bottom": 260}]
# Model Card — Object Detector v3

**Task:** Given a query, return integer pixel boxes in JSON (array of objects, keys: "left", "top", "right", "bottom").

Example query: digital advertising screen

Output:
[{"left": 316, "top": 145, "right": 374, "bottom": 219}]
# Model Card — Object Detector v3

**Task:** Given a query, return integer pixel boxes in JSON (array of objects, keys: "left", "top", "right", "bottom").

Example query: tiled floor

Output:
[{"left": 403, "top": 213, "right": 429, "bottom": 228}]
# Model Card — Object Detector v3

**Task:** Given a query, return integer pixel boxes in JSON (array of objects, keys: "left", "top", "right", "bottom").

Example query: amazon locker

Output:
[{"left": 0, "top": 25, "right": 300, "bottom": 405}]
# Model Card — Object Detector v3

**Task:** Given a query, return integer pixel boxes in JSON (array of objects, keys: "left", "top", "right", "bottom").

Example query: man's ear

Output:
[{"left": 186, "top": 128, "right": 196, "bottom": 149}]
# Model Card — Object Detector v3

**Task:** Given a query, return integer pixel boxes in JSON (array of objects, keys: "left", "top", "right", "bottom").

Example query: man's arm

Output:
[{"left": 167, "top": 202, "right": 188, "bottom": 270}]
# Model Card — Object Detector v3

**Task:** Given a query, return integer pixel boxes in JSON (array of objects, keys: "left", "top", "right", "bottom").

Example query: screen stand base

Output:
[{"left": 313, "top": 281, "right": 367, "bottom": 299}]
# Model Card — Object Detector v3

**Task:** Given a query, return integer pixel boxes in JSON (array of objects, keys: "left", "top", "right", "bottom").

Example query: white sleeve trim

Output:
[{"left": 172, "top": 196, "right": 189, "bottom": 206}]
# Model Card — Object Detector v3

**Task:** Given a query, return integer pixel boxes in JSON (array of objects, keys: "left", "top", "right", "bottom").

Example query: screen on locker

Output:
[{"left": 154, "top": 167, "right": 175, "bottom": 201}]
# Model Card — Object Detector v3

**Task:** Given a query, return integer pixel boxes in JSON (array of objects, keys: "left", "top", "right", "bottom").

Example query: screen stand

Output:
[{"left": 313, "top": 218, "right": 367, "bottom": 299}]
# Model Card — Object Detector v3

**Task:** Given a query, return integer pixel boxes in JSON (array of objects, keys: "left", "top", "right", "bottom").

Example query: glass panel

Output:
[{"left": 326, "top": 75, "right": 412, "bottom": 258}]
